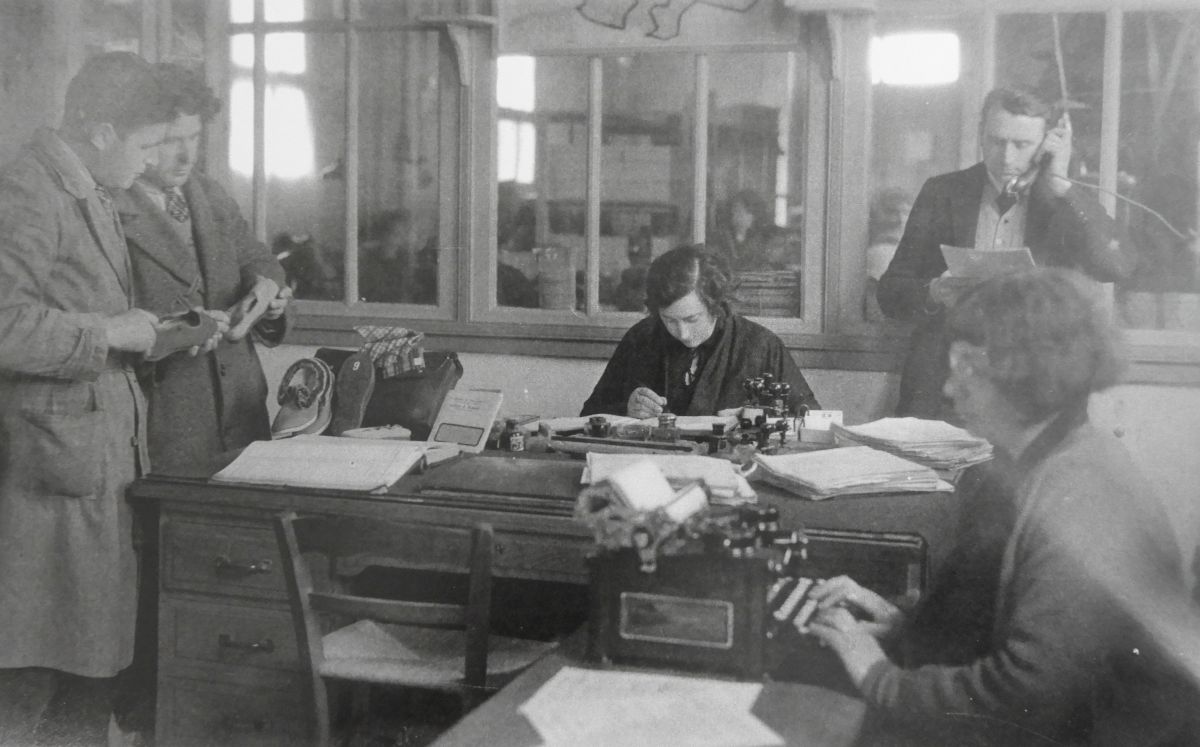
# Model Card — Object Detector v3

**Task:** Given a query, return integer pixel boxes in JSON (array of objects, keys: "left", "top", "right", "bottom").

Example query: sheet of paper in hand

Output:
[{"left": 940, "top": 244, "right": 1034, "bottom": 279}]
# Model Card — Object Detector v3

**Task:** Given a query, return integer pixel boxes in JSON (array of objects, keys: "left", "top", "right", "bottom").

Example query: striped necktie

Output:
[{"left": 165, "top": 188, "right": 190, "bottom": 223}]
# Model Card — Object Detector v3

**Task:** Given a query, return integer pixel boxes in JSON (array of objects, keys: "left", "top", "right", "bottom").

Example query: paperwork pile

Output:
[
  {"left": 583, "top": 452, "right": 756, "bottom": 504},
  {"left": 831, "top": 418, "right": 993, "bottom": 471},
  {"left": 212, "top": 435, "right": 456, "bottom": 493},
  {"left": 753, "top": 445, "right": 951, "bottom": 500},
  {"left": 519, "top": 666, "right": 782, "bottom": 746}
]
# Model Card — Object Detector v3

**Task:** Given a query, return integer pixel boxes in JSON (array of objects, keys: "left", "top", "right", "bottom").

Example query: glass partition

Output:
[
  {"left": 708, "top": 50, "right": 807, "bottom": 319},
  {"left": 1116, "top": 10, "right": 1200, "bottom": 333}
]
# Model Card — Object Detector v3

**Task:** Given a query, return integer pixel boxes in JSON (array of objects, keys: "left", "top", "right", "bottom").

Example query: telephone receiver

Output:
[
  {"left": 1002, "top": 108, "right": 1068, "bottom": 198},
  {"left": 1003, "top": 152, "right": 1050, "bottom": 198}
]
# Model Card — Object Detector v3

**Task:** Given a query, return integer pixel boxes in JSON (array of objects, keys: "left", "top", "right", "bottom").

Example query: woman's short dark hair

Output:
[
  {"left": 61, "top": 52, "right": 173, "bottom": 137},
  {"left": 944, "top": 267, "right": 1122, "bottom": 422},
  {"left": 644, "top": 244, "right": 731, "bottom": 314},
  {"left": 156, "top": 62, "right": 222, "bottom": 121}
]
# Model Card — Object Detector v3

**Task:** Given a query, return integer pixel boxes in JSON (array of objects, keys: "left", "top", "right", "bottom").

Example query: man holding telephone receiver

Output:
[{"left": 877, "top": 86, "right": 1137, "bottom": 420}]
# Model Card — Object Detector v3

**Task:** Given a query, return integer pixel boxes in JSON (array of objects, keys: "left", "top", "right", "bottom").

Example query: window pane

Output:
[
  {"left": 496, "top": 55, "right": 590, "bottom": 310},
  {"left": 83, "top": 0, "right": 142, "bottom": 57},
  {"left": 358, "top": 30, "right": 441, "bottom": 305},
  {"left": 866, "top": 25, "right": 962, "bottom": 322},
  {"left": 169, "top": 0, "right": 208, "bottom": 69},
  {"left": 708, "top": 51, "right": 805, "bottom": 318},
  {"left": 227, "top": 36, "right": 255, "bottom": 213},
  {"left": 599, "top": 54, "right": 691, "bottom": 312},
  {"left": 1116, "top": 10, "right": 1200, "bottom": 332},
  {"left": 241, "top": 32, "right": 346, "bottom": 301},
  {"left": 230, "top": 0, "right": 346, "bottom": 24}
]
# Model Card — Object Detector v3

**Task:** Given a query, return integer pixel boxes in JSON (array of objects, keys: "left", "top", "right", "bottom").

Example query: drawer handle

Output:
[
  {"left": 222, "top": 714, "right": 270, "bottom": 734},
  {"left": 218, "top": 633, "right": 276, "bottom": 654},
  {"left": 214, "top": 555, "right": 273, "bottom": 577}
]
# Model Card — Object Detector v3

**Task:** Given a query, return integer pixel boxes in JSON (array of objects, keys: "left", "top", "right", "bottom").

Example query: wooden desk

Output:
[
  {"left": 434, "top": 632, "right": 867, "bottom": 747},
  {"left": 128, "top": 453, "right": 958, "bottom": 745}
]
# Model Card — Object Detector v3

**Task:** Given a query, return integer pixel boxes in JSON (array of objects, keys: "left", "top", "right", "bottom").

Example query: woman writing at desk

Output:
[
  {"left": 580, "top": 244, "right": 818, "bottom": 418},
  {"left": 808, "top": 268, "right": 1195, "bottom": 745}
]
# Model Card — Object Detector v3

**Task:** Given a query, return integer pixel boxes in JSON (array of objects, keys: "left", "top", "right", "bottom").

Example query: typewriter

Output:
[{"left": 586, "top": 503, "right": 926, "bottom": 680}]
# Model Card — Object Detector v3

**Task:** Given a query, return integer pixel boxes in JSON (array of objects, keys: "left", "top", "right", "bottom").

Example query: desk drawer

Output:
[
  {"left": 161, "top": 598, "right": 298, "bottom": 673},
  {"left": 163, "top": 516, "right": 286, "bottom": 599},
  {"left": 158, "top": 675, "right": 308, "bottom": 747},
  {"left": 494, "top": 531, "right": 589, "bottom": 582}
]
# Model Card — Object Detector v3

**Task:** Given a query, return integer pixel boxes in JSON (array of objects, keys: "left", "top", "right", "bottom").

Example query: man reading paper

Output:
[{"left": 877, "top": 87, "right": 1136, "bottom": 420}]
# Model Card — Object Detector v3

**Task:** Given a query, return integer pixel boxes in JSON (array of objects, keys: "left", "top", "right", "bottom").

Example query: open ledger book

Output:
[{"left": 212, "top": 435, "right": 458, "bottom": 493}]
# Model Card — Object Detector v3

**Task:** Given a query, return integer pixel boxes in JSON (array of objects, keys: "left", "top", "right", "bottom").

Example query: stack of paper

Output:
[
  {"left": 519, "top": 666, "right": 782, "bottom": 746},
  {"left": 831, "top": 418, "right": 993, "bottom": 471},
  {"left": 584, "top": 453, "right": 756, "bottom": 504},
  {"left": 753, "top": 445, "right": 952, "bottom": 500},
  {"left": 212, "top": 435, "right": 455, "bottom": 493}
]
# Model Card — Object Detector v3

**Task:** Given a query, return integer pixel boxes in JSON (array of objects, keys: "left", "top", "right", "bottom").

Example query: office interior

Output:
[{"left": 1, "top": 0, "right": 1199, "bottom": 744}]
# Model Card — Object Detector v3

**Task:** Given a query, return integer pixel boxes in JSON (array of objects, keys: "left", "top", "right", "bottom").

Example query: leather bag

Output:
[{"left": 315, "top": 348, "right": 462, "bottom": 440}]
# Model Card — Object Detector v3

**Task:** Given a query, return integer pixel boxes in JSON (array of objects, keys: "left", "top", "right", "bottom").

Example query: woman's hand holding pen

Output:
[{"left": 627, "top": 386, "right": 667, "bottom": 418}]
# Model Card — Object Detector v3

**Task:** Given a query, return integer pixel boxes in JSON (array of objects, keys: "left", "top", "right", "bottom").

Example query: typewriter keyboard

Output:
[{"left": 767, "top": 575, "right": 821, "bottom": 634}]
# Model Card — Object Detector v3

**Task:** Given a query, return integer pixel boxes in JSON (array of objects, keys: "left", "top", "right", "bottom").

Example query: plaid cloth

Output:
[{"left": 354, "top": 325, "right": 426, "bottom": 379}]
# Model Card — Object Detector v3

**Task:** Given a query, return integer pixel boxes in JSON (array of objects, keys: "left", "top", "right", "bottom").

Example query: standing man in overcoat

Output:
[
  {"left": 118, "top": 63, "right": 290, "bottom": 475},
  {"left": 0, "top": 52, "right": 174, "bottom": 744}
]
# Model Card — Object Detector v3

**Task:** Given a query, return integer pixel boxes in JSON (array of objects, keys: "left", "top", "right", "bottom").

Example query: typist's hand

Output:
[
  {"left": 104, "top": 309, "right": 158, "bottom": 354},
  {"left": 809, "top": 575, "right": 905, "bottom": 640},
  {"left": 627, "top": 387, "right": 667, "bottom": 419},
  {"left": 808, "top": 607, "right": 889, "bottom": 690}
]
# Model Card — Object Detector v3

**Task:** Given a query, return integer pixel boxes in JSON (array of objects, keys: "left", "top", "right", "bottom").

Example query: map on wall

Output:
[
  {"left": 578, "top": 0, "right": 758, "bottom": 41},
  {"left": 499, "top": 0, "right": 805, "bottom": 52}
]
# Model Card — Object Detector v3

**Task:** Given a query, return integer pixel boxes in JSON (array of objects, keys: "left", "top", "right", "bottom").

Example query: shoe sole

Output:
[{"left": 330, "top": 351, "right": 376, "bottom": 436}]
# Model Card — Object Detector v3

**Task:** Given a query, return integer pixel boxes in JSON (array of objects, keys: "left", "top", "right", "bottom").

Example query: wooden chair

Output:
[{"left": 274, "top": 511, "right": 555, "bottom": 746}]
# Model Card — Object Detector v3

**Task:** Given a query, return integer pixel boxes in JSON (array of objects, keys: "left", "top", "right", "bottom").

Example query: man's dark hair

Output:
[
  {"left": 980, "top": 87, "right": 1053, "bottom": 124},
  {"left": 61, "top": 52, "right": 173, "bottom": 137},
  {"left": 156, "top": 62, "right": 222, "bottom": 121},
  {"left": 644, "top": 244, "right": 731, "bottom": 314}
]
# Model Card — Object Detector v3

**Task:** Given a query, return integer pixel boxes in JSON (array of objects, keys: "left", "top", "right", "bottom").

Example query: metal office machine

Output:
[{"left": 586, "top": 504, "right": 927, "bottom": 680}]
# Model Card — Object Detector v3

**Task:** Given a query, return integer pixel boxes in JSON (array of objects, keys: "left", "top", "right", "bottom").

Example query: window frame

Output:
[{"left": 205, "top": 0, "right": 1197, "bottom": 385}]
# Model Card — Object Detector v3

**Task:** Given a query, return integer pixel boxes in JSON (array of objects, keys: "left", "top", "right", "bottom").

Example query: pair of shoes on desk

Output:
[
  {"left": 272, "top": 357, "right": 335, "bottom": 439},
  {"left": 329, "top": 350, "right": 377, "bottom": 436}
]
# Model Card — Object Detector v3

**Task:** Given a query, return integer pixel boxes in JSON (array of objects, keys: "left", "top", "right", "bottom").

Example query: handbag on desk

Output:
[{"left": 316, "top": 347, "right": 463, "bottom": 440}]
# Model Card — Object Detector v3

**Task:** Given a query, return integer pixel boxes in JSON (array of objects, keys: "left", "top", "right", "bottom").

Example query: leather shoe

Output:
[
  {"left": 329, "top": 350, "right": 376, "bottom": 436},
  {"left": 272, "top": 357, "right": 334, "bottom": 439}
]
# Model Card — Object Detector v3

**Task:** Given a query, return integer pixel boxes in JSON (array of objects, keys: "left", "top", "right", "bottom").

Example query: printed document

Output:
[
  {"left": 518, "top": 666, "right": 781, "bottom": 746},
  {"left": 940, "top": 244, "right": 1034, "bottom": 279}
]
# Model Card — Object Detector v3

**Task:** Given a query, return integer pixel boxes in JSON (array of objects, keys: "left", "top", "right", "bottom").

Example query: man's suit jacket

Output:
[
  {"left": 118, "top": 173, "right": 288, "bottom": 474},
  {"left": 877, "top": 163, "right": 1136, "bottom": 419}
]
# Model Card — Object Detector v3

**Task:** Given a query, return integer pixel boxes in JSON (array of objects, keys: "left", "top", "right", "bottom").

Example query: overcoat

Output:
[
  {"left": 876, "top": 163, "right": 1136, "bottom": 419},
  {"left": 0, "top": 129, "right": 149, "bottom": 677},
  {"left": 117, "top": 174, "right": 287, "bottom": 474}
]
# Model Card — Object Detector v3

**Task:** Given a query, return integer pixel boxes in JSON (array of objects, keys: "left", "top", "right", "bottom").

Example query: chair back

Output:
[{"left": 274, "top": 511, "right": 494, "bottom": 739}]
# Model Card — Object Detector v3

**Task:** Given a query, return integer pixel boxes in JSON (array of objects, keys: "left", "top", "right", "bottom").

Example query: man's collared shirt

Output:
[{"left": 974, "top": 174, "right": 1028, "bottom": 251}]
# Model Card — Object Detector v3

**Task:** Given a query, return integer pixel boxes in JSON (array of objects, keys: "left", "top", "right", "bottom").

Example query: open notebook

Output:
[{"left": 212, "top": 435, "right": 457, "bottom": 493}]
